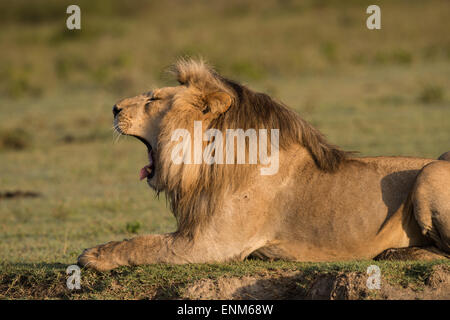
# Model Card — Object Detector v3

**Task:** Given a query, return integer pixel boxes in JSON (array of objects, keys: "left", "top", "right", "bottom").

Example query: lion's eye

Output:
[{"left": 149, "top": 96, "right": 160, "bottom": 101}]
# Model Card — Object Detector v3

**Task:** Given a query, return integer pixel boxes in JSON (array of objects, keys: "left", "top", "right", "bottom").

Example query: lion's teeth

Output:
[{"left": 146, "top": 167, "right": 152, "bottom": 174}]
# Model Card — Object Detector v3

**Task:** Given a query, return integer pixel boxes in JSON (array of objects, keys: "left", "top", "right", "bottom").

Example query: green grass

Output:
[{"left": 0, "top": 0, "right": 449, "bottom": 299}]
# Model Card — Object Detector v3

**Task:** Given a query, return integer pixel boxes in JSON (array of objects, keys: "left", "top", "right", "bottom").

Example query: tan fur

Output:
[{"left": 78, "top": 59, "right": 450, "bottom": 271}]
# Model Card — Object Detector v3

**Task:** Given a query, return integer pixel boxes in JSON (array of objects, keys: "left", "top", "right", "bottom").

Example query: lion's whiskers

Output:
[{"left": 112, "top": 124, "right": 123, "bottom": 144}]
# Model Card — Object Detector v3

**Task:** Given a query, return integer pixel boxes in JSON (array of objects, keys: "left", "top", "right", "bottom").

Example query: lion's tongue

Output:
[
  {"left": 139, "top": 151, "right": 153, "bottom": 181},
  {"left": 139, "top": 166, "right": 152, "bottom": 180}
]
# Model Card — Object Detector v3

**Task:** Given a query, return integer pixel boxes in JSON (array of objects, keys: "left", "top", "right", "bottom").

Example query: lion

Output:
[{"left": 78, "top": 59, "right": 450, "bottom": 271}]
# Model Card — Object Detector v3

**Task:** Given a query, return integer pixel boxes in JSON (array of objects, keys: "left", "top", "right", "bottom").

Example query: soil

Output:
[{"left": 183, "top": 265, "right": 450, "bottom": 300}]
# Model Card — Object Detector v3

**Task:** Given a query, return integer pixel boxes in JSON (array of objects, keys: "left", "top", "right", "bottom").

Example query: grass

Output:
[
  {"left": 1, "top": 260, "right": 447, "bottom": 299},
  {"left": 0, "top": 0, "right": 449, "bottom": 299}
]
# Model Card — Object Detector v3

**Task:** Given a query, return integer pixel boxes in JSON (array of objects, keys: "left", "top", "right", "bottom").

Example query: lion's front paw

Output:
[{"left": 77, "top": 242, "right": 124, "bottom": 271}]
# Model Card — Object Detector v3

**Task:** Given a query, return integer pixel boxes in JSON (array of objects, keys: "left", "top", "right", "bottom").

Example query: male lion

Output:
[{"left": 78, "top": 59, "right": 450, "bottom": 271}]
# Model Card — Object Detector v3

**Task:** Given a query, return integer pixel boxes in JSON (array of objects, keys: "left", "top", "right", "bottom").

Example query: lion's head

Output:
[
  {"left": 113, "top": 60, "right": 236, "bottom": 190},
  {"left": 113, "top": 59, "right": 348, "bottom": 237}
]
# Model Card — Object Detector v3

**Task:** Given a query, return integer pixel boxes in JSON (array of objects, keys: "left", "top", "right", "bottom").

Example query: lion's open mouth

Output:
[{"left": 132, "top": 135, "right": 155, "bottom": 181}]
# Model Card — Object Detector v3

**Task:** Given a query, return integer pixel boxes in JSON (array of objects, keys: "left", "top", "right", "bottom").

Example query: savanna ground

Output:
[{"left": 0, "top": 0, "right": 449, "bottom": 299}]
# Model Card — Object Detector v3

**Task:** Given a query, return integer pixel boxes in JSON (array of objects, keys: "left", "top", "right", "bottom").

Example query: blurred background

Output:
[{"left": 0, "top": 0, "right": 449, "bottom": 264}]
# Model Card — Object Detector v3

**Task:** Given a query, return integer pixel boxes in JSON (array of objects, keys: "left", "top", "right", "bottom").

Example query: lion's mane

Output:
[{"left": 157, "top": 59, "right": 349, "bottom": 238}]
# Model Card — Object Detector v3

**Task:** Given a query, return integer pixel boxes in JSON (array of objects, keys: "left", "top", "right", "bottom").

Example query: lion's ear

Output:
[{"left": 204, "top": 92, "right": 232, "bottom": 114}]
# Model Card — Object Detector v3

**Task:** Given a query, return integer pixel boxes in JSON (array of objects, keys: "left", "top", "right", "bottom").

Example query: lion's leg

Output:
[
  {"left": 438, "top": 151, "right": 450, "bottom": 161},
  {"left": 412, "top": 161, "right": 450, "bottom": 253},
  {"left": 375, "top": 246, "right": 449, "bottom": 261},
  {"left": 78, "top": 234, "right": 172, "bottom": 271},
  {"left": 77, "top": 232, "right": 258, "bottom": 271},
  {"left": 78, "top": 234, "right": 205, "bottom": 271}
]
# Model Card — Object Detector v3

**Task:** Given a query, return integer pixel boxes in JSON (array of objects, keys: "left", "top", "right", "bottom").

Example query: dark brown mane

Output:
[
  {"left": 215, "top": 78, "right": 349, "bottom": 172},
  {"left": 163, "top": 59, "right": 350, "bottom": 239}
]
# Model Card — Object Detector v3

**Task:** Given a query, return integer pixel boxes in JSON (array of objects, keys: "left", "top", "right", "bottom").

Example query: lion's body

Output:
[
  {"left": 78, "top": 60, "right": 450, "bottom": 271},
  {"left": 246, "top": 155, "right": 433, "bottom": 261}
]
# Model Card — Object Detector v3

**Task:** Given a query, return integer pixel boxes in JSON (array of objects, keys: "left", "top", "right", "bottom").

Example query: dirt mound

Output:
[
  {"left": 183, "top": 265, "right": 450, "bottom": 300},
  {"left": 426, "top": 265, "right": 450, "bottom": 289},
  {"left": 184, "top": 271, "right": 303, "bottom": 300}
]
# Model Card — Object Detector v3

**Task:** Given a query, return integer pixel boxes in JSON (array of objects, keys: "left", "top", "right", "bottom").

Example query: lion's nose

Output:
[{"left": 112, "top": 105, "right": 122, "bottom": 117}]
